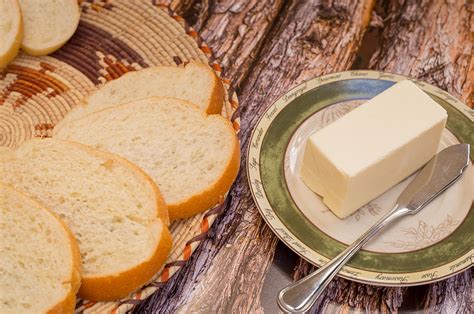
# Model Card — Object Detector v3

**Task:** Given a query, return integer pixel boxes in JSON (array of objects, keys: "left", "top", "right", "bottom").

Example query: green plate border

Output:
[{"left": 247, "top": 70, "right": 474, "bottom": 286}]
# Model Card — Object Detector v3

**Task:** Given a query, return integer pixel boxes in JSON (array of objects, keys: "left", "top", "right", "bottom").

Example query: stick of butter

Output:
[{"left": 300, "top": 80, "right": 447, "bottom": 219}]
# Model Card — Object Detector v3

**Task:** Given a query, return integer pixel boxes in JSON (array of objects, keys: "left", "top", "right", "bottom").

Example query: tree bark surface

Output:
[
  {"left": 136, "top": 0, "right": 375, "bottom": 312},
  {"left": 368, "top": 1, "right": 472, "bottom": 312},
  {"left": 136, "top": 0, "right": 472, "bottom": 313},
  {"left": 369, "top": 0, "right": 473, "bottom": 108}
]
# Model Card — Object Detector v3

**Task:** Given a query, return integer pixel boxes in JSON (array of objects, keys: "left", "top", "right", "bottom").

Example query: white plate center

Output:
[{"left": 284, "top": 100, "right": 473, "bottom": 253}]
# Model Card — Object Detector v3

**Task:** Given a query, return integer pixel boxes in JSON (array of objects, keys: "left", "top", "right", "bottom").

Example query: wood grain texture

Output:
[
  {"left": 159, "top": 0, "right": 284, "bottom": 89},
  {"left": 422, "top": 270, "right": 472, "bottom": 314},
  {"left": 177, "top": 0, "right": 376, "bottom": 309},
  {"left": 136, "top": 1, "right": 472, "bottom": 313},
  {"left": 192, "top": 0, "right": 285, "bottom": 88},
  {"left": 369, "top": 0, "right": 473, "bottom": 108},
  {"left": 135, "top": 0, "right": 375, "bottom": 312},
  {"left": 236, "top": 0, "right": 375, "bottom": 89},
  {"left": 292, "top": 257, "right": 405, "bottom": 313},
  {"left": 368, "top": 1, "right": 473, "bottom": 312}
]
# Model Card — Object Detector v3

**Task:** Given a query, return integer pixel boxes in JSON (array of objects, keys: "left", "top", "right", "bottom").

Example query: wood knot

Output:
[
  {"left": 317, "top": 4, "right": 349, "bottom": 23},
  {"left": 300, "top": 4, "right": 350, "bottom": 52}
]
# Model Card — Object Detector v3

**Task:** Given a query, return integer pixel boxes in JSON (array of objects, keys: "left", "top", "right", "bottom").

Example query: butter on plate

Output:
[{"left": 300, "top": 80, "right": 447, "bottom": 219}]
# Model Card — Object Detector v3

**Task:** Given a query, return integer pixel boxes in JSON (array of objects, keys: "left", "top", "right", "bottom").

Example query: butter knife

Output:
[{"left": 278, "top": 143, "right": 471, "bottom": 313}]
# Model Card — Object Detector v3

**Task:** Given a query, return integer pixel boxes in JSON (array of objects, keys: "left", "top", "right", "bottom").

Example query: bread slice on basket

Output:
[
  {"left": 0, "top": 184, "right": 81, "bottom": 314},
  {"left": 57, "top": 62, "right": 225, "bottom": 127},
  {"left": 18, "top": 0, "right": 80, "bottom": 56},
  {"left": 54, "top": 97, "right": 240, "bottom": 220},
  {"left": 0, "top": 0, "right": 23, "bottom": 68},
  {"left": 0, "top": 138, "right": 172, "bottom": 301}
]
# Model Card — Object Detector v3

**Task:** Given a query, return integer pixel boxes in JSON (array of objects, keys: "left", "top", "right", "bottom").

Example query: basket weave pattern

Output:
[{"left": 0, "top": 1, "right": 239, "bottom": 313}]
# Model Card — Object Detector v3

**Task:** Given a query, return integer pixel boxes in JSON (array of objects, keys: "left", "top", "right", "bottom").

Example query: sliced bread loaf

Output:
[
  {"left": 18, "top": 0, "right": 80, "bottom": 56},
  {"left": 0, "top": 184, "right": 81, "bottom": 314},
  {"left": 0, "top": 0, "right": 23, "bottom": 68},
  {"left": 56, "top": 62, "right": 225, "bottom": 127},
  {"left": 54, "top": 97, "right": 240, "bottom": 220},
  {"left": 0, "top": 138, "right": 172, "bottom": 301}
]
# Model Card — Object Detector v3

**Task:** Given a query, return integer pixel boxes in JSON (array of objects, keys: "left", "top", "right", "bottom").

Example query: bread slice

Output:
[
  {"left": 18, "top": 0, "right": 80, "bottom": 56},
  {"left": 57, "top": 62, "right": 225, "bottom": 127},
  {"left": 0, "top": 184, "right": 81, "bottom": 314},
  {"left": 0, "top": 138, "right": 172, "bottom": 301},
  {"left": 54, "top": 97, "right": 240, "bottom": 220},
  {"left": 0, "top": 0, "right": 23, "bottom": 68}
]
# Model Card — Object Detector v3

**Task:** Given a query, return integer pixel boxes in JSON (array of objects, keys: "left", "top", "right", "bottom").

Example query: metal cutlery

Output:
[{"left": 278, "top": 143, "right": 471, "bottom": 313}]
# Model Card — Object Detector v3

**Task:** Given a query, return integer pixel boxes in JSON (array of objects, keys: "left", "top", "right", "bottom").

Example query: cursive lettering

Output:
[
  {"left": 351, "top": 70, "right": 369, "bottom": 77},
  {"left": 249, "top": 157, "right": 259, "bottom": 170},
  {"left": 283, "top": 82, "right": 307, "bottom": 102},
  {"left": 421, "top": 271, "right": 438, "bottom": 280},
  {"left": 262, "top": 208, "right": 275, "bottom": 220},
  {"left": 378, "top": 72, "right": 395, "bottom": 80},
  {"left": 318, "top": 74, "right": 342, "bottom": 84},
  {"left": 291, "top": 241, "right": 307, "bottom": 254},
  {"left": 375, "top": 274, "right": 408, "bottom": 283},
  {"left": 344, "top": 269, "right": 361, "bottom": 277},
  {"left": 449, "top": 255, "right": 472, "bottom": 272},
  {"left": 274, "top": 227, "right": 294, "bottom": 242},
  {"left": 265, "top": 105, "right": 278, "bottom": 120},
  {"left": 252, "top": 127, "right": 264, "bottom": 149},
  {"left": 253, "top": 179, "right": 264, "bottom": 199}
]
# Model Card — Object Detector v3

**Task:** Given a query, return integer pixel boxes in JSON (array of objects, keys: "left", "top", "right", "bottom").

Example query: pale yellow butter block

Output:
[{"left": 300, "top": 80, "right": 447, "bottom": 219}]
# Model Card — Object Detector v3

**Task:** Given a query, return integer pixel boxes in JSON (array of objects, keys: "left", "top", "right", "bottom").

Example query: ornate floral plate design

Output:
[{"left": 248, "top": 71, "right": 473, "bottom": 286}]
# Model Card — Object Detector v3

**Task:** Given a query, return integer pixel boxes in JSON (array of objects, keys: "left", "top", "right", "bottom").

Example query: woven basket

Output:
[{"left": 0, "top": 1, "right": 239, "bottom": 313}]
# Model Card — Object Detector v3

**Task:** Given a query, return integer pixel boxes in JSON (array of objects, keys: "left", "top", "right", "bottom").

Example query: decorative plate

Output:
[
  {"left": 0, "top": 1, "right": 239, "bottom": 313},
  {"left": 248, "top": 70, "right": 473, "bottom": 286}
]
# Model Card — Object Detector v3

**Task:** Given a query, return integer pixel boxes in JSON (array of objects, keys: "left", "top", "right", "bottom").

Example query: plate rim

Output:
[
  {"left": 247, "top": 70, "right": 474, "bottom": 286},
  {"left": 282, "top": 106, "right": 470, "bottom": 255}
]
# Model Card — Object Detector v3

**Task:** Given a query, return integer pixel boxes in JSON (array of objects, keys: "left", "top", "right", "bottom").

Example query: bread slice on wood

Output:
[
  {"left": 0, "top": 138, "right": 172, "bottom": 301},
  {"left": 54, "top": 97, "right": 240, "bottom": 220},
  {"left": 0, "top": 184, "right": 81, "bottom": 314},
  {"left": 18, "top": 0, "right": 80, "bottom": 56},
  {"left": 0, "top": 0, "right": 23, "bottom": 68},
  {"left": 58, "top": 62, "right": 225, "bottom": 126}
]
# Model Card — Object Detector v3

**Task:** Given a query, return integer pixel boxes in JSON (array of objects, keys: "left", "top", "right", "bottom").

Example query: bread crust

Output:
[
  {"left": 168, "top": 116, "right": 240, "bottom": 220},
  {"left": 56, "top": 140, "right": 172, "bottom": 300},
  {"left": 64, "top": 140, "right": 170, "bottom": 225},
  {"left": 3, "top": 139, "right": 172, "bottom": 302},
  {"left": 78, "top": 224, "right": 172, "bottom": 301},
  {"left": 54, "top": 62, "right": 224, "bottom": 123},
  {"left": 208, "top": 75, "right": 225, "bottom": 114},
  {"left": 190, "top": 62, "right": 225, "bottom": 115},
  {"left": 19, "top": 0, "right": 80, "bottom": 56},
  {"left": 0, "top": 0, "right": 23, "bottom": 68},
  {"left": 55, "top": 98, "right": 240, "bottom": 221},
  {"left": 46, "top": 213, "right": 82, "bottom": 314},
  {"left": 1, "top": 184, "right": 82, "bottom": 314}
]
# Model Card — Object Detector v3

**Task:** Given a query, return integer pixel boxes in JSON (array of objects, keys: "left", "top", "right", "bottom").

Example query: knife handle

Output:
[{"left": 277, "top": 205, "right": 410, "bottom": 313}]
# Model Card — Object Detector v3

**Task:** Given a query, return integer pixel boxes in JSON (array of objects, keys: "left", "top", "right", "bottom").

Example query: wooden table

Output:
[{"left": 136, "top": 0, "right": 473, "bottom": 312}]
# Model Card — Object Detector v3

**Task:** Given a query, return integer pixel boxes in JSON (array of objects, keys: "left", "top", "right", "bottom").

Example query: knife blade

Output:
[
  {"left": 278, "top": 143, "right": 471, "bottom": 313},
  {"left": 397, "top": 143, "right": 471, "bottom": 212}
]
